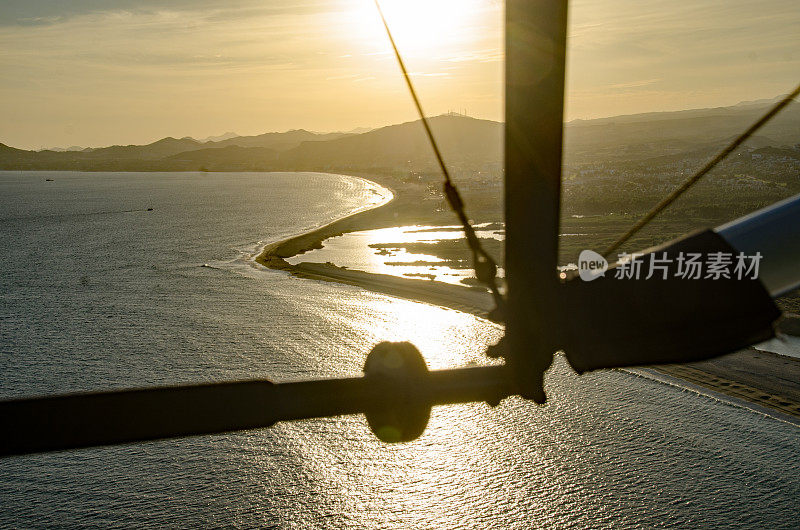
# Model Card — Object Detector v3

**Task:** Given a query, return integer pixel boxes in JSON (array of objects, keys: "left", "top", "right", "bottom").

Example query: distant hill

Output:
[
  {"left": 164, "top": 145, "right": 278, "bottom": 171},
  {"left": 277, "top": 114, "right": 502, "bottom": 171},
  {"left": 564, "top": 97, "right": 800, "bottom": 162},
  {"left": 41, "top": 145, "right": 86, "bottom": 152},
  {"left": 195, "top": 132, "right": 238, "bottom": 143},
  {"left": 1, "top": 96, "right": 797, "bottom": 171},
  {"left": 209, "top": 129, "right": 349, "bottom": 151},
  {"left": 342, "top": 127, "right": 374, "bottom": 135},
  {"left": 0, "top": 130, "right": 346, "bottom": 170},
  {"left": 81, "top": 137, "right": 205, "bottom": 160}
]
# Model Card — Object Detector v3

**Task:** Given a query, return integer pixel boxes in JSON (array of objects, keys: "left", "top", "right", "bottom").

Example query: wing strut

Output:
[{"left": 502, "top": 0, "right": 569, "bottom": 402}]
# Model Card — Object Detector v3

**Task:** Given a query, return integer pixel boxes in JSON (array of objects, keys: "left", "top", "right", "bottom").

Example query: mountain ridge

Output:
[{"left": 2, "top": 96, "right": 797, "bottom": 172}]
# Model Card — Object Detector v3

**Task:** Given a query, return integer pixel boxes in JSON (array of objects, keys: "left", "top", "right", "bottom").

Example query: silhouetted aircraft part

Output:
[
  {"left": 363, "top": 342, "right": 430, "bottom": 442},
  {"left": 561, "top": 193, "right": 800, "bottom": 372},
  {"left": 716, "top": 193, "right": 800, "bottom": 297},
  {"left": 562, "top": 229, "right": 781, "bottom": 373},
  {"left": 503, "top": 0, "right": 568, "bottom": 404},
  {"left": 0, "top": 342, "right": 513, "bottom": 456}
]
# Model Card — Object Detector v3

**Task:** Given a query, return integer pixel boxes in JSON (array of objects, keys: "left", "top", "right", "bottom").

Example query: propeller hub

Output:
[{"left": 363, "top": 342, "right": 431, "bottom": 443}]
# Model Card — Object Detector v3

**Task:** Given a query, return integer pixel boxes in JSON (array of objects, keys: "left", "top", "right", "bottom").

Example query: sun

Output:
[{"left": 337, "top": 0, "right": 486, "bottom": 58}]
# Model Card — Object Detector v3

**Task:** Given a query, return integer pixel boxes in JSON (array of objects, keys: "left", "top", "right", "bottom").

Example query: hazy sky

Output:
[{"left": 1, "top": 0, "right": 798, "bottom": 149}]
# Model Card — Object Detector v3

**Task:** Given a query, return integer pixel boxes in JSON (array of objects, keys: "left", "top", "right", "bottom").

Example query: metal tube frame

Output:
[{"left": 504, "top": 0, "right": 569, "bottom": 401}]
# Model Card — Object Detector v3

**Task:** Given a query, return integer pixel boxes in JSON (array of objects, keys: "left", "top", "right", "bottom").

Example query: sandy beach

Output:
[{"left": 256, "top": 179, "right": 800, "bottom": 421}]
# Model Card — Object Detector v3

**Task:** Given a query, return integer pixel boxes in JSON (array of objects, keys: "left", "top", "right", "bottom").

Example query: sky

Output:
[{"left": 0, "top": 0, "right": 798, "bottom": 150}]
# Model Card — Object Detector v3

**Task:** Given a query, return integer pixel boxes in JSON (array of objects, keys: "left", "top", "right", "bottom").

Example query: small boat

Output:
[{"left": 45, "top": 178, "right": 54, "bottom": 182}]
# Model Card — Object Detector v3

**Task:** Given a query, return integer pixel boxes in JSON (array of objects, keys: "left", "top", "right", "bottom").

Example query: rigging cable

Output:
[
  {"left": 603, "top": 83, "right": 800, "bottom": 258},
  {"left": 374, "top": 0, "right": 505, "bottom": 318}
]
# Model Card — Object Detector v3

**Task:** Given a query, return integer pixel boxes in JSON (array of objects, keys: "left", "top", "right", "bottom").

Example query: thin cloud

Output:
[{"left": 608, "top": 79, "right": 663, "bottom": 90}]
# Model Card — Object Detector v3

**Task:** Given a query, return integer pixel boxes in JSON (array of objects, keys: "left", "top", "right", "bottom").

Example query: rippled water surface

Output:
[{"left": 1, "top": 171, "right": 798, "bottom": 528}]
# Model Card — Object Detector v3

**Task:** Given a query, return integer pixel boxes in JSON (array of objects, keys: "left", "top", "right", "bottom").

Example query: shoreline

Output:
[
  {"left": 255, "top": 174, "right": 800, "bottom": 422},
  {"left": 254, "top": 181, "right": 496, "bottom": 319}
]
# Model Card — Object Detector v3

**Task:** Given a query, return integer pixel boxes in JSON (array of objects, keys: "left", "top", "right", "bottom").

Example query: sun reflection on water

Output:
[
  {"left": 343, "top": 294, "right": 503, "bottom": 370},
  {"left": 248, "top": 286, "right": 516, "bottom": 526},
  {"left": 287, "top": 224, "right": 505, "bottom": 287}
]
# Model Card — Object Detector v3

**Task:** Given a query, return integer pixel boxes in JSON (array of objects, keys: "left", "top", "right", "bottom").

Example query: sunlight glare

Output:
[
  {"left": 356, "top": 296, "right": 503, "bottom": 370},
  {"left": 341, "top": 0, "right": 485, "bottom": 57}
]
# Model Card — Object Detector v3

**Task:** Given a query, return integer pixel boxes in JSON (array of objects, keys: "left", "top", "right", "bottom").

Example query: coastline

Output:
[
  {"left": 255, "top": 174, "right": 800, "bottom": 421},
  {"left": 254, "top": 183, "right": 496, "bottom": 318}
]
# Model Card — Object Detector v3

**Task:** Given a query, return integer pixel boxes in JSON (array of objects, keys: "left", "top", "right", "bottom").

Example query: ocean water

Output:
[{"left": 0, "top": 171, "right": 798, "bottom": 528}]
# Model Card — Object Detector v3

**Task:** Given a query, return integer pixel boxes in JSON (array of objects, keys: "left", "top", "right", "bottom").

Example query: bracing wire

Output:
[
  {"left": 603, "top": 83, "right": 800, "bottom": 258},
  {"left": 373, "top": 0, "right": 505, "bottom": 316}
]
